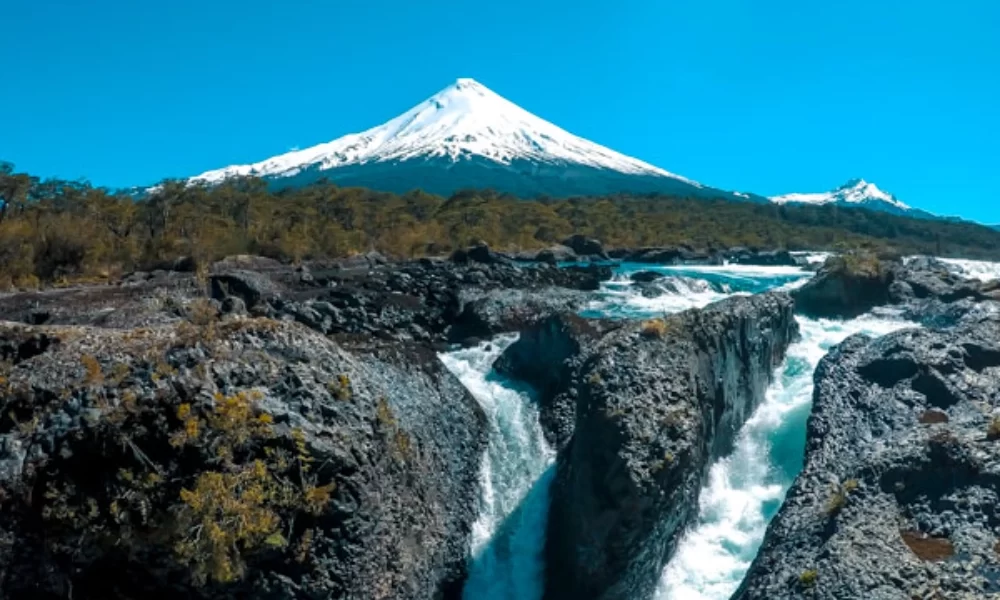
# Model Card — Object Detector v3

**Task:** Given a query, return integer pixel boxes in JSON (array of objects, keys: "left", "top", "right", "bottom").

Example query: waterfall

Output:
[
  {"left": 441, "top": 261, "right": 924, "bottom": 599},
  {"left": 656, "top": 315, "right": 914, "bottom": 600},
  {"left": 440, "top": 336, "right": 555, "bottom": 600}
]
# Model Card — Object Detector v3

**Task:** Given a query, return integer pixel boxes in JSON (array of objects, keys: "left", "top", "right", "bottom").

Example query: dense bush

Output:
[{"left": 2, "top": 162, "right": 999, "bottom": 289}]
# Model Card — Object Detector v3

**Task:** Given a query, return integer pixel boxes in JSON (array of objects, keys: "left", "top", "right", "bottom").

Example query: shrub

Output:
[
  {"left": 824, "top": 479, "right": 859, "bottom": 516},
  {"left": 799, "top": 569, "right": 818, "bottom": 588},
  {"left": 329, "top": 374, "right": 352, "bottom": 401},
  {"left": 988, "top": 416, "right": 1000, "bottom": 441},
  {"left": 640, "top": 318, "right": 669, "bottom": 339},
  {"left": 174, "top": 462, "right": 291, "bottom": 584}
]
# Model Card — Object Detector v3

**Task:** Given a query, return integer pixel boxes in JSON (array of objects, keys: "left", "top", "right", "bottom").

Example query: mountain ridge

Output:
[
  {"left": 185, "top": 78, "right": 759, "bottom": 202},
  {"left": 769, "top": 178, "right": 942, "bottom": 220}
]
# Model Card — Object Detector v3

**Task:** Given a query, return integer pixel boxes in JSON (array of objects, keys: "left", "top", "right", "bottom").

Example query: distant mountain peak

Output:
[
  {"left": 187, "top": 78, "right": 700, "bottom": 189},
  {"left": 770, "top": 178, "right": 910, "bottom": 212}
]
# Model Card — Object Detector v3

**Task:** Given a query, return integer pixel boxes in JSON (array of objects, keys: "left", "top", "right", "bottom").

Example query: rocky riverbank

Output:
[
  {"left": 734, "top": 313, "right": 1000, "bottom": 600},
  {"left": 1, "top": 244, "right": 996, "bottom": 600},
  {"left": 0, "top": 247, "right": 611, "bottom": 599},
  {"left": 495, "top": 294, "right": 799, "bottom": 600},
  {"left": 0, "top": 314, "right": 488, "bottom": 599},
  {"left": 793, "top": 253, "right": 1000, "bottom": 323}
]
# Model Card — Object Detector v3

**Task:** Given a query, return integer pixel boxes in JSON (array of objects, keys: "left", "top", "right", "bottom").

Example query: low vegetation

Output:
[
  {"left": 798, "top": 569, "right": 819, "bottom": 588},
  {"left": 824, "top": 478, "right": 859, "bottom": 516},
  {"left": 988, "top": 416, "right": 1000, "bottom": 441},
  {"left": 640, "top": 318, "right": 670, "bottom": 339},
  {"left": 0, "top": 326, "right": 340, "bottom": 591},
  {"left": 2, "top": 162, "right": 1000, "bottom": 289}
]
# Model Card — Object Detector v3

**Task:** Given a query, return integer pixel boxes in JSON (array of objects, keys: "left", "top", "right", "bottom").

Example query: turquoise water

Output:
[
  {"left": 440, "top": 262, "right": 912, "bottom": 600},
  {"left": 440, "top": 337, "right": 555, "bottom": 600},
  {"left": 655, "top": 316, "right": 913, "bottom": 600}
]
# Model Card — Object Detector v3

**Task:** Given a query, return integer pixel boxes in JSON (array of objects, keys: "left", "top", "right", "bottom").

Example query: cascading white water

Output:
[
  {"left": 439, "top": 336, "right": 555, "bottom": 600},
  {"left": 655, "top": 315, "right": 915, "bottom": 600},
  {"left": 440, "top": 261, "right": 941, "bottom": 600}
]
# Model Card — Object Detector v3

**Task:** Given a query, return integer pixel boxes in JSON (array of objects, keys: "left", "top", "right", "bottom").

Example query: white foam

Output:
[
  {"left": 656, "top": 315, "right": 916, "bottom": 600},
  {"left": 937, "top": 257, "right": 1000, "bottom": 282},
  {"left": 440, "top": 336, "right": 555, "bottom": 600}
]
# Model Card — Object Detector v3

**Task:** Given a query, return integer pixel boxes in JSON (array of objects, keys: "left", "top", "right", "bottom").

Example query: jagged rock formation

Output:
[
  {"left": 793, "top": 253, "right": 1000, "bottom": 321},
  {"left": 0, "top": 248, "right": 612, "bottom": 346},
  {"left": 496, "top": 293, "right": 798, "bottom": 600},
  {"left": 0, "top": 252, "right": 618, "bottom": 599},
  {"left": 0, "top": 313, "right": 487, "bottom": 600},
  {"left": 734, "top": 316, "right": 1000, "bottom": 600}
]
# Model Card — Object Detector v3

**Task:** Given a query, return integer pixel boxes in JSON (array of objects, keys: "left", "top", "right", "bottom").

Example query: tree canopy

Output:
[{"left": 1, "top": 164, "right": 998, "bottom": 289}]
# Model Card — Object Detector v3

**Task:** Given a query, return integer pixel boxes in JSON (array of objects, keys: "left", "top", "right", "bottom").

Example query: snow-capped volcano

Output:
[
  {"left": 188, "top": 78, "right": 752, "bottom": 200},
  {"left": 770, "top": 179, "right": 925, "bottom": 216}
]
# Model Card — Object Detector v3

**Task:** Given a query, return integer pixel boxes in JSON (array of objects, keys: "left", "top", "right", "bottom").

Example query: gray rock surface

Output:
[
  {"left": 496, "top": 293, "right": 798, "bottom": 600},
  {"left": 734, "top": 316, "right": 1000, "bottom": 600},
  {"left": 795, "top": 253, "right": 1000, "bottom": 322},
  {"left": 0, "top": 318, "right": 487, "bottom": 600}
]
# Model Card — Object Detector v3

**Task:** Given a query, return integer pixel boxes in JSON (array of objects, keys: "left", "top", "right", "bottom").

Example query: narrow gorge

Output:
[{"left": 0, "top": 247, "right": 998, "bottom": 599}]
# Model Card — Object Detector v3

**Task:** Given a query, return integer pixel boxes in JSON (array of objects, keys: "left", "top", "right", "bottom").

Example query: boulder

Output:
[
  {"left": 728, "top": 249, "right": 798, "bottom": 267},
  {"left": 734, "top": 317, "right": 1000, "bottom": 600},
  {"left": 448, "top": 288, "right": 587, "bottom": 345},
  {"left": 630, "top": 270, "right": 664, "bottom": 283},
  {"left": 450, "top": 243, "right": 511, "bottom": 266},
  {"left": 209, "top": 270, "right": 282, "bottom": 309},
  {"left": 0, "top": 319, "right": 487, "bottom": 600},
  {"left": 794, "top": 253, "right": 1000, "bottom": 321},
  {"left": 535, "top": 245, "right": 578, "bottom": 265},
  {"left": 561, "top": 234, "right": 610, "bottom": 260},
  {"left": 792, "top": 253, "right": 896, "bottom": 318}
]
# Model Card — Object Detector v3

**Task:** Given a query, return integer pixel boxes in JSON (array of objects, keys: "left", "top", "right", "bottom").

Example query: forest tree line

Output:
[{"left": 1, "top": 161, "right": 999, "bottom": 289}]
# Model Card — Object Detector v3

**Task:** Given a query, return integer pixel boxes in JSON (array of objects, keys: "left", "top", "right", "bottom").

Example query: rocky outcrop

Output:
[
  {"left": 0, "top": 255, "right": 613, "bottom": 345},
  {"left": 448, "top": 288, "right": 588, "bottom": 347},
  {"left": 610, "top": 245, "right": 720, "bottom": 265},
  {"left": 561, "top": 234, "right": 610, "bottom": 261},
  {"left": 0, "top": 316, "right": 487, "bottom": 600},
  {"left": 630, "top": 271, "right": 664, "bottom": 283},
  {"left": 496, "top": 293, "right": 798, "bottom": 600},
  {"left": 494, "top": 314, "right": 620, "bottom": 450},
  {"left": 734, "top": 316, "right": 1000, "bottom": 600},
  {"left": 794, "top": 253, "right": 1000, "bottom": 321},
  {"left": 726, "top": 248, "right": 798, "bottom": 267},
  {"left": 793, "top": 254, "right": 895, "bottom": 318}
]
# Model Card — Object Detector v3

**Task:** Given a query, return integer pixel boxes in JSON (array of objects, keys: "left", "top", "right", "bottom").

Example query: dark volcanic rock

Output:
[
  {"left": 496, "top": 293, "right": 798, "bottom": 600},
  {"left": 630, "top": 270, "right": 664, "bottom": 283},
  {"left": 561, "top": 234, "right": 610, "bottom": 260},
  {"left": 534, "top": 245, "right": 579, "bottom": 265},
  {"left": 0, "top": 319, "right": 487, "bottom": 600},
  {"left": 450, "top": 243, "right": 512, "bottom": 265},
  {"left": 0, "top": 256, "right": 613, "bottom": 345},
  {"left": 210, "top": 270, "right": 282, "bottom": 309},
  {"left": 726, "top": 249, "right": 798, "bottom": 267},
  {"left": 734, "top": 317, "right": 1000, "bottom": 600},
  {"left": 494, "top": 314, "right": 620, "bottom": 450},
  {"left": 448, "top": 288, "right": 588, "bottom": 345},
  {"left": 793, "top": 254, "right": 895, "bottom": 318},
  {"left": 794, "top": 253, "right": 1000, "bottom": 322}
]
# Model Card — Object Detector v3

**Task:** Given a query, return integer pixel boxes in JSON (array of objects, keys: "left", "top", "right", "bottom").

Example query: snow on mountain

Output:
[
  {"left": 189, "top": 78, "right": 705, "bottom": 195},
  {"left": 770, "top": 178, "right": 911, "bottom": 211}
]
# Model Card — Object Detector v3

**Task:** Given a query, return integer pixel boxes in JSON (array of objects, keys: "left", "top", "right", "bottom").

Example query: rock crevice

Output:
[{"left": 496, "top": 293, "right": 798, "bottom": 600}]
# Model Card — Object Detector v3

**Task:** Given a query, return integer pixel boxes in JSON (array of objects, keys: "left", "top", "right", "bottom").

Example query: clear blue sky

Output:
[{"left": 3, "top": 0, "right": 998, "bottom": 222}]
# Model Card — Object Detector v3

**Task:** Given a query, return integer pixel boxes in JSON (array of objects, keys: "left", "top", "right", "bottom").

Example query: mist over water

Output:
[{"left": 440, "top": 261, "right": 915, "bottom": 600}]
